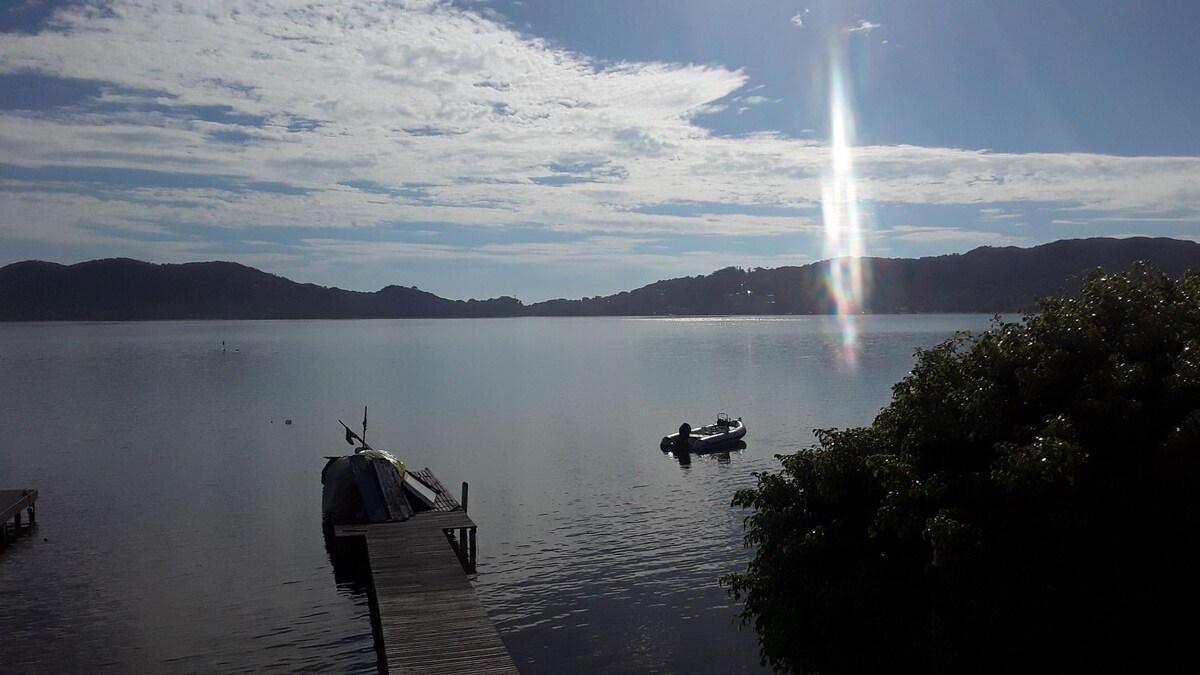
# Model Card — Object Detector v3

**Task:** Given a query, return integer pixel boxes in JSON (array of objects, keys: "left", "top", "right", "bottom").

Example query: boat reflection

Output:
[
  {"left": 663, "top": 439, "right": 747, "bottom": 465},
  {"left": 322, "top": 513, "right": 371, "bottom": 587},
  {"left": 321, "top": 514, "right": 388, "bottom": 673}
]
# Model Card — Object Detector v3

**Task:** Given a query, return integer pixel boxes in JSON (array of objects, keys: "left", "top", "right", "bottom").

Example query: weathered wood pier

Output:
[
  {"left": 335, "top": 469, "right": 518, "bottom": 674},
  {"left": 1, "top": 489, "right": 37, "bottom": 551}
]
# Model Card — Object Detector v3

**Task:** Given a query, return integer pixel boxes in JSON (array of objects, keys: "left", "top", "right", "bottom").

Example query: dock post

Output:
[
  {"left": 459, "top": 481, "right": 470, "bottom": 565},
  {"left": 469, "top": 527, "right": 477, "bottom": 570}
]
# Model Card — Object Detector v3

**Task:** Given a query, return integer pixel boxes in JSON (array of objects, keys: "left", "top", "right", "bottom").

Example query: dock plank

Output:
[{"left": 362, "top": 514, "right": 518, "bottom": 674}]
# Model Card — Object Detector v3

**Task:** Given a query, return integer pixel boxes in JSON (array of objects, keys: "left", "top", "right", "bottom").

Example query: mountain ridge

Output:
[{"left": 2, "top": 237, "right": 1198, "bottom": 320}]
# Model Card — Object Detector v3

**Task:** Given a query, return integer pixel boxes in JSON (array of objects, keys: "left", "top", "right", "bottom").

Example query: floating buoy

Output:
[{"left": 285, "top": 419, "right": 292, "bottom": 425}]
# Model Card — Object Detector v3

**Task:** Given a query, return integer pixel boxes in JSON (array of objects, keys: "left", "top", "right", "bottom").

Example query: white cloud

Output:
[
  {"left": 790, "top": 10, "right": 809, "bottom": 28},
  {"left": 980, "top": 208, "right": 1020, "bottom": 221},
  {"left": 1091, "top": 214, "right": 1200, "bottom": 222},
  {"left": 890, "top": 225, "right": 1024, "bottom": 245},
  {"left": 0, "top": 0, "right": 1197, "bottom": 298}
]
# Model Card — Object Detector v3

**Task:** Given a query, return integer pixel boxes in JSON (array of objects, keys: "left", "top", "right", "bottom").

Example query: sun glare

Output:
[{"left": 820, "top": 56, "right": 870, "bottom": 368}]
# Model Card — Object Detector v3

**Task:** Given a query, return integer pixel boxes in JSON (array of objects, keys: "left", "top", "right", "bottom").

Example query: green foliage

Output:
[{"left": 722, "top": 264, "right": 1200, "bottom": 674}]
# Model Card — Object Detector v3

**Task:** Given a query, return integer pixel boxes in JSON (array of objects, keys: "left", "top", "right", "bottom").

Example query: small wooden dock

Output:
[
  {"left": 336, "top": 470, "right": 518, "bottom": 674},
  {"left": 1, "top": 489, "right": 37, "bottom": 551}
]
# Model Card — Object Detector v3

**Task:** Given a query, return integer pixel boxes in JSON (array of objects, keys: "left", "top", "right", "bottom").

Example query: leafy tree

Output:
[{"left": 722, "top": 263, "right": 1200, "bottom": 674}]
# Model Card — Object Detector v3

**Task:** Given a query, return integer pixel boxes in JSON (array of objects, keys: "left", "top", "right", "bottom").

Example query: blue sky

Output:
[{"left": 1, "top": 0, "right": 1198, "bottom": 302}]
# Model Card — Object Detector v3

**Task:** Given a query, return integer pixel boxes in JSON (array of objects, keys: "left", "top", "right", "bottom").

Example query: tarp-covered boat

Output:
[{"left": 321, "top": 412, "right": 442, "bottom": 525}]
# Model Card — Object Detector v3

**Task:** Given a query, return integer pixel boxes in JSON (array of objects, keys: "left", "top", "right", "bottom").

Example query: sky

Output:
[{"left": 1, "top": 0, "right": 1199, "bottom": 302}]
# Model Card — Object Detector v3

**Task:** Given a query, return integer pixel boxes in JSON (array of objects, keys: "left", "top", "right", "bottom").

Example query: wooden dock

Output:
[
  {"left": 335, "top": 470, "right": 518, "bottom": 674},
  {"left": 1, "top": 489, "right": 37, "bottom": 551}
]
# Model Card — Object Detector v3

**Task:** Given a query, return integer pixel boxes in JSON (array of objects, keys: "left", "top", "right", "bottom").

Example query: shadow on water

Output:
[
  {"left": 662, "top": 439, "right": 748, "bottom": 466},
  {"left": 322, "top": 514, "right": 388, "bottom": 674}
]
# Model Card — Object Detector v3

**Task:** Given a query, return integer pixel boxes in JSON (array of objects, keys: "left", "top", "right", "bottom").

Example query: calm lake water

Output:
[{"left": 0, "top": 315, "right": 999, "bottom": 674}]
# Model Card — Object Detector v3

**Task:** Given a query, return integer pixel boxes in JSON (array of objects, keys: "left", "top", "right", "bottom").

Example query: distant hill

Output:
[
  {"left": 0, "top": 258, "right": 522, "bottom": 320},
  {"left": 528, "top": 237, "right": 1200, "bottom": 316},
  {"left": 2, "top": 237, "right": 1198, "bottom": 321}
]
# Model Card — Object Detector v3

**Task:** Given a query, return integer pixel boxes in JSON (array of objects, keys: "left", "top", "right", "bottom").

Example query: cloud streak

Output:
[{"left": 845, "top": 19, "right": 882, "bottom": 34}]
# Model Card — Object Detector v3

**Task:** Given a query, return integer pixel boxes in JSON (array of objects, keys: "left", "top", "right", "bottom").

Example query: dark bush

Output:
[{"left": 722, "top": 263, "right": 1200, "bottom": 674}]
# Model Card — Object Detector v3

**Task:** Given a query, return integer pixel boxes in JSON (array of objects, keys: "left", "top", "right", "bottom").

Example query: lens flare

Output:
[{"left": 820, "top": 57, "right": 870, "bottom": 368}]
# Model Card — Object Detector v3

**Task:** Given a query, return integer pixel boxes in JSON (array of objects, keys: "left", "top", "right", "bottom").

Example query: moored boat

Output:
[
  {"left": 660, "top": 412, "right": 746, "bottom": 452},
  {"left": 321, "top": 410, "right": 442, "bottom": 526}
]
